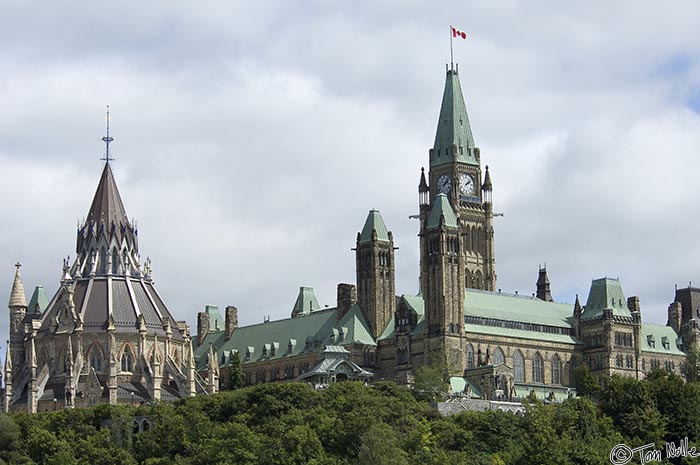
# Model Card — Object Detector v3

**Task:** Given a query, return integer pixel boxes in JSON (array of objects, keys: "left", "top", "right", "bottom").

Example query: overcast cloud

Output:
[{"left": 2, "top": 1, "right": 700, "bottom": 344}]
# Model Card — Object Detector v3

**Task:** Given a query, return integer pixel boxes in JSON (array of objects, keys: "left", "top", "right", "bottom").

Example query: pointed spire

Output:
[
  {"left": 358, "top": 210, "right": 390, "bottom": 244},
  {"left": 427, "top": 193, "right": 458, "bottom": 229},
  {"left": 4, "top": 342, "right": 12, "bottom": 374},
  {"left": 482, "top": 165, "right": 493, "bottom": 191},
  {"left": 418, "top": 167, "right": 429, "bottom": 206},
  {"left": 432, "top": 68, "right": 477, "bottom": 167},
  {"left": 8, "top": 263, "right": 27, "bottom": 308},
  {"left": 574, "top": 294, "right": 582, "bottom": 314},
  {"left": 86, "top": 162, "right": 129, "bottom": 229},
  {"left": 536, "top": 266, "right": 553, "bottom": 302},
  {"left": 419, "top": 167, "right": 428, "bottom": 193}
]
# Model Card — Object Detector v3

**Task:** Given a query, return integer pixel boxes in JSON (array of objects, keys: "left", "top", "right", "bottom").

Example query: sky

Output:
[{"left": 1, "top": 1, "right": 700, "bottom": 345}]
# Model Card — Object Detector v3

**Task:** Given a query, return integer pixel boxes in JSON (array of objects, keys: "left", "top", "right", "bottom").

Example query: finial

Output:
[
  {"left": 15, "top": 262, "right": 21, "bottom": 270},
  {"left": 101, "top": 105, "right": 114, "bottom": 164}
]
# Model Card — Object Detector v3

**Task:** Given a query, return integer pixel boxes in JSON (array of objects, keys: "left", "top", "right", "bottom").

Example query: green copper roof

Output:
[
  {"left": 464, "top": 289, "right": 574, "bottom": 329},
  {"left": 581, "top": 278, "right": 632, "bottom": 320},
  {"left": 205, "top": 305, "right": 223, "bottom": 331},
  {"left": 463, "top": 324, "right": 577, "bottom": 344},
  {"left": 432, "top": 69, "right": 478, "bottom": 167},
  {"left": 27, "top": 285, "right": 49, "bottom": 315},
  {"left": 427, "top": 193, "right": 458, "bottom": 229},
  {"left": 378, "top": 293, "right": 426, "bottom": 341},
  {"left": 358, "top": 210, "right": 390, "bottom": 244},
  {"left": 194, "top": 304, "right": 376, "bottom": 370},
  {"left": 641, "top": 324, "right": 684, "bottom": 355},
  {"left": 291, "top": 286, "right": 321, "bottom": 317},
  {"left": 449, "top": 377, "right": 482, "bottom": 398}
]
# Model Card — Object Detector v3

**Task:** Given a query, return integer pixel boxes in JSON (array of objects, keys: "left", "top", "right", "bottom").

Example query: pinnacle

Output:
[{"left": 9, "top": 263, "right": 27, "bottom": 308}]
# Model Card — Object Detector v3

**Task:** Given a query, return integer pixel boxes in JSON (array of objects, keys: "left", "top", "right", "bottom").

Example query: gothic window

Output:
[
  {"left": 89, "top": 345, "right": 104, "bottom": 372},
  {"left": 475, "top": 270, "right": 483, "bottom": 290},
  {"left": 99, "top": 247, "right": 108, "bottom": 274},
  {"left": 493, "top": 347, "right": 505, "bottom": 366},
  {"left": 121, "top": 346, "right": 134, "bottom": 372},
  {"left": 551, "top": 354, "right": 562, "bottom": 385},
  {"left": 111, "top": 247, "right": 119, "bottom": 274},
  {"left": 513, "top": 350, "right": 525, "bottom": 382},
  {"left": 616, "top": 354, "right": 623, "bottom": 368},
  {"left": 467, "top": 344, "right": 474, "bottom": 369},
  {"left": 465, "top": 269, "right": 471, "bottom": 288},
  {"left": 532, "top": 352, "right": 544, "bottom": 383}
]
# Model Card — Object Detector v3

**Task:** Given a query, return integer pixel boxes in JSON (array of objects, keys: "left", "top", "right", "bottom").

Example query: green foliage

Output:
[
  {"left": 573, "top": 365, "right": 600, "bottom": 399},
  {"left": 6, "top": 375, "right": 700, "bottom": 464},
  {"left": 414, "top": 354, "right": 449, "bottom": 402},
  {"left": 682, "top": 347, "right": 700, "bottom": 382},
  {"left": 228, "top": 351, "right": 244, "bottom": 390}
]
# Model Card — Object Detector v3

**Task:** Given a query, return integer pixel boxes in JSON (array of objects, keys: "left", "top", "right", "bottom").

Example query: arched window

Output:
[
  {"left": 475, "top": 270, "right": 483, "bottom": 290},
  {"left": 99, "top": 247, "right": 108, "bottom": 274},
  {"left": 89, "top": 345, "right": 104, "bottom": 373},
  {"left": 532, "top": 352, "right": 544, "bottom": 383},
  {"left": 551, "top": 354, "right": 562, "bottom": 385},
  {"left": 110, "top": 248, "right": 118, "bottom": 275},
  {"left": 513, "top": 350, "right": 525, "bottom": 382},
  {"left": 466, "top": 344, "right": 474, "bottom": 369},
  {"left": 493, "top": 347, "right": 505, "bottom": 366},
  {"left": 121, "top": 346, "right": 134, "bottom": 372}
]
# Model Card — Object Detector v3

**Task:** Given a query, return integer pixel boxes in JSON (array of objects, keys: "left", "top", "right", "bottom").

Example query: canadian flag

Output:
[{"left": 452, "top": 27, "right": 467, "bottom": 40}]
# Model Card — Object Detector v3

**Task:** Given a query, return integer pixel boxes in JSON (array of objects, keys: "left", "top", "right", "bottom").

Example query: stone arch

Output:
[
  {"left": 513, "top": 349, "right": 525, "bottom": 383},
  {"left": 532, "top": 352, "right": 544, "bottom": 383},
  {"left": 493, "top": 347, "right": 505, "bottom": 366},
  {"left": 120, "top": 344, "right": 135, "bottom": 372},
  {"left": 87, "top": 342, "right": 105, "bottom": 373},
  {"left": 474, "top": 270, "right": 483, "bottom": 290},
  {"left": 551, "top": 354, "right": 563, "bottom": 385}
]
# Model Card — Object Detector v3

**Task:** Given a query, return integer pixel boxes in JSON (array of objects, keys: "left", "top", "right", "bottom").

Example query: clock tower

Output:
[{"left": 421, "top": 65, "right": 496, "bottom": 292}]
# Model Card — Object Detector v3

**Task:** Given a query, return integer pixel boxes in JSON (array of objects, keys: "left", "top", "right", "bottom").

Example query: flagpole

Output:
[{"left": 449, "top": 25, "right": 454, "bottom": 71}]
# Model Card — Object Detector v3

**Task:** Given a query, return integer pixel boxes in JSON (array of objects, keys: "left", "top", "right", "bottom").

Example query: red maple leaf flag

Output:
[{"left": 452, "top": 27, "right": 467, "bottom": 40}]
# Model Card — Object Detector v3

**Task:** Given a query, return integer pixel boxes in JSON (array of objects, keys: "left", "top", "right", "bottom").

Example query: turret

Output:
[
  {"left": 355, "top": 210, "right": 396, "bottom": 339},
  {"left": 536, "top": 266, "right": 553, "bottom": 302}
]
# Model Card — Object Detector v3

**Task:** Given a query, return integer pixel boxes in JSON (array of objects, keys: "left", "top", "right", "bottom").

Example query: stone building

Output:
[
  {"left": 193, "top": 65, "right": 698, "bottom": 400},
  {"left": 3, "top": 135, "right": 209, "bottom": 412},
  {"left": 6, "top": 65, "right": 698, "bottom": 411}
]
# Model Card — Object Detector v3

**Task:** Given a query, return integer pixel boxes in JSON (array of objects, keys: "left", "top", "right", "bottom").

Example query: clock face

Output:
[
  {"left": 459, "top": 173, "right": 475, "bottom": 196},
  {"left": 437, "top": 175, "right": 451, "bottom": 195}
]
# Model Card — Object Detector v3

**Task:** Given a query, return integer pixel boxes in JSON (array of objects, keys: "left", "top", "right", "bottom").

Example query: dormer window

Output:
[
  {"left": 647, "top": 335, "right": 655, "bottom": 348},
  {"left": 662, "top": 336, "right": 670, "bottom": 350}
]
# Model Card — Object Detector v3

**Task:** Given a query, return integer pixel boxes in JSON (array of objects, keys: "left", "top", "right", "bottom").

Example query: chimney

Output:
[
  {"left": 225, "top": 306, "right": 238, "bottom": 341},
  {"left": 627, "top": 296, "right": 641, "bottom": 314},
  {"left": 337, "top": 283, "right": 357, "bottom": 320},
  {"left": 668, "top": 301, "right": 682, "bottom": 333},
  {"left": 197, "top": 311, "right": 210, "bottom": 346}
]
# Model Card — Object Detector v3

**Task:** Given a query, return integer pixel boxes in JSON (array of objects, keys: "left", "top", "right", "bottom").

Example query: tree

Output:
[
  {"left": 573, "top": 365, "right": 600, "bottom": 399},
  {"left": 414, "top": 353, "right": 449, "bottom": 402},
  {"left": 358, "top": 423, "right": 408, "bottom": 465},
  {"left": 228, "top": 351, "right": 244, "bottom": 390},
  {"left": 682, "top": 347, "right": 700, "bottom": 382}
]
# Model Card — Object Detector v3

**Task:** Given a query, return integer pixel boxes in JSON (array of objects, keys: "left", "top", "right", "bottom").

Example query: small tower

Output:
[
  {"left": 8, "top": 263, "right": 28, "bottom": 378},
  {"left": 355, "top": 210, "right": 396, "bottom": 339},
  {"left": 536, "top": 265, "right": 553, "bottom": 302},
  {"left": 421, "top": 194, "right": 465, "bottom": 373}
]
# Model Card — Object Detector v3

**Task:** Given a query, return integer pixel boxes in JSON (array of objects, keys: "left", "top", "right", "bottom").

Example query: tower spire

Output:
[
  {"left": 9, "top": 262, "right": 27, "bottom": 308},
  {"left": 101, "top": 105, "right": 114, "bottom": 164}
]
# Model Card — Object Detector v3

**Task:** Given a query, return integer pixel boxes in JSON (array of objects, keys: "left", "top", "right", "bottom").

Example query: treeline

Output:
[{"left": 0, "top": 369, "right": 698, "bottom": 465}]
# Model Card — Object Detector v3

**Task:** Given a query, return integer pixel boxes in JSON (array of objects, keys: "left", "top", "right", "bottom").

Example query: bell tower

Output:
[{"left": 426, "top": 65, "right": 496, "bottom": 291}]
